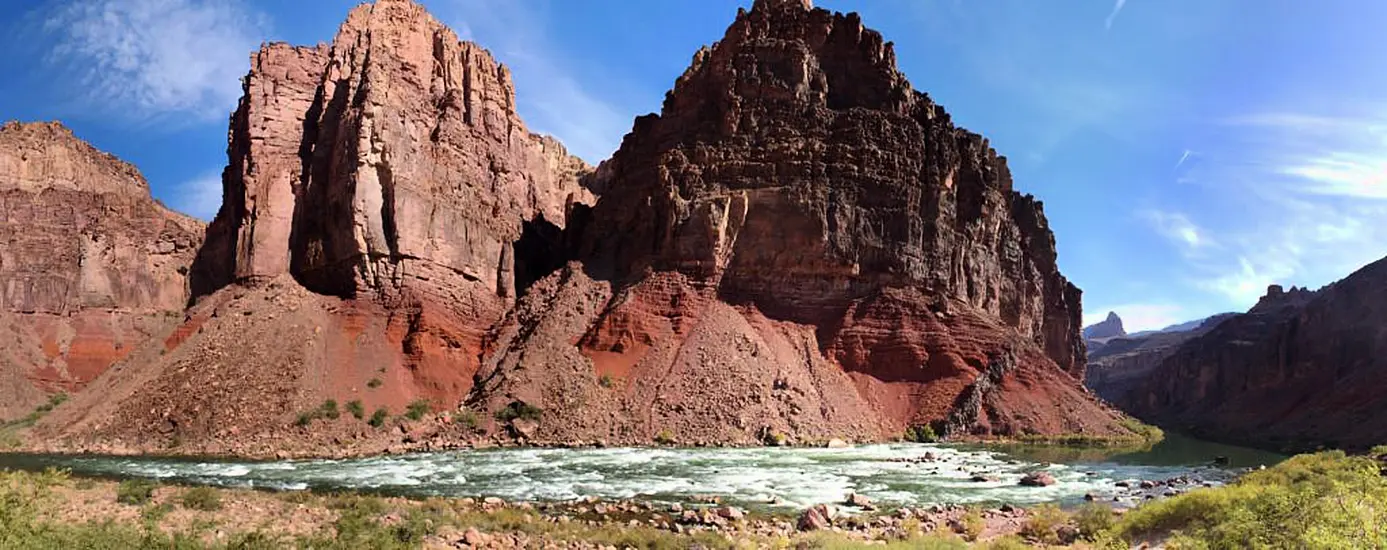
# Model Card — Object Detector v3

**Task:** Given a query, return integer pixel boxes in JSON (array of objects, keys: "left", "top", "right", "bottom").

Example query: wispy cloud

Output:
[
  {"left": 43, "top": 0, "right": 267, "bottom": 121},
  {"left": 1174, "top": 149, "right": 1194, "bottom": 169},
  {"left": 1083, "top": 302, "right": 1185, "bottom": 333},
  {"left": 1159, "top": 107, "right": 1387, "bottom": 307},
  {"left": 1104, "top": 0, "right": 1128, "bottom": 30},
  {"left": 1142, "top": 210, "right": 1211, "bottom": 252},
  {"left": 169, "top": 172, "right": 223, "bottom": 221},
  {"left": 443, "top": 0, "right": 630, "bottom": 164}
]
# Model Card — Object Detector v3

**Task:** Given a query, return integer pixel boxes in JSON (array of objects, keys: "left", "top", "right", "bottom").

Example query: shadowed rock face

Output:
[
  {"left": 1129, "top": 269, "right": 1387, "bottom": 452},
  {"left": 33, "top": 0, "right": 1131, "bottom": 453},
  {"left": 470, "top": 0, "right": 1127, "bottom": 444},
  {"left": 186, "top": 0, "right": 594, "bottom": 395},
  {"left": 0, "top": 121, "right": 202, "bottom": 420}
]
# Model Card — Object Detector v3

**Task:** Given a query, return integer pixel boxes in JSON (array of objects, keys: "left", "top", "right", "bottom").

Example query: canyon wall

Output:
[
  {"left": 1130, "top": 274, "right": 1387, "bottom": 451},
  {"left": 0, "top": 121, "right": 202, "bottom": 420}
]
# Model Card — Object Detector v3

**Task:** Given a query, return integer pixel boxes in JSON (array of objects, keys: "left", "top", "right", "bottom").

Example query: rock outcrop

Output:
[
  {"left": 0, "top": 121, "right": 202, "bottom": 420},
  {"left": 39, "top": 0, "right": 590, "bottom": 451},
  {"left": 1129, "top": 268, "right": 1387, "bottom": 451},
  {"left": 469, "top": 0, "right": 1129, "bottom": 444},
  {"left": 1082, "top": 312, "right": 1125, "bottom": 340},
  {"left": 1084, "top": 314, "right": 1232, "bottom": 404},
  {"left": 34, "top": 0, "right": 1135, "bottom": 453}
]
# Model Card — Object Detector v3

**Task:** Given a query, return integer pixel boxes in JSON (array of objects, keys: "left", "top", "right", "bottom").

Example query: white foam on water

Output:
[{"left": 10, "top": 444, "right": 1247, "bottom": 509}]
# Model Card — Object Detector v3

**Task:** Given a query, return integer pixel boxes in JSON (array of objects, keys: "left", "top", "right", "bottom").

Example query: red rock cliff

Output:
[
  {"left": 0, "top": 121, "right": 203, "bottom": 420},
  {"left": 469, "top": 0, "right": 1124, "bottom": 445},
  {"left": 1130, "top": 267, "right": 1387, "bottom": 451}
]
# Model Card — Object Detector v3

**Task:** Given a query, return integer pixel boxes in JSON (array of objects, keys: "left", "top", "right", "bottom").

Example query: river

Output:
[{"left": 0, "top": 433, "right": 1282, "bottom": 511}]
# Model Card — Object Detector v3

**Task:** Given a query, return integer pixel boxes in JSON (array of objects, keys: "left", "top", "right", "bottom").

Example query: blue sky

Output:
[{"left": 3, "top": 0, "right": 1386, "bottom": 331}]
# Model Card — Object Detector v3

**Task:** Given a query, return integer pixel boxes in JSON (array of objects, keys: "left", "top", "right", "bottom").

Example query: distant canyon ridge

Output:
[{"left": 2, "top": 0, "right": 1383, "bottom": 456}]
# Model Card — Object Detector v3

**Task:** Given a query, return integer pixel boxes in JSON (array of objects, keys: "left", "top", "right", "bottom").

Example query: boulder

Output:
[{"left": 1019, "top": 472, "right": 1056, "bottom": 487}]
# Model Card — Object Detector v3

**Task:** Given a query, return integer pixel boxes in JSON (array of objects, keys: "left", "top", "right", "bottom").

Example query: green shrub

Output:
[
  {"left": 493, "top": 401, "right": 542, "bottom": 423},
  {"left": 1074, "top": 502, "right": 1115, "bottom": 540},
  {"left": 180, "top": 486, "right": 222, "bottom": 511},
  {"left": 904, "top": 424, "right": 938, "bottom": 443},
  {"left": 369, "top": 407, "right": 390, "bottom": 428},
  {"left": 959, "top": 506, "right": 985, "bottom": 541},
  {"left": 654, "top": 429, "right": 675, "bottom": 445},
  {"left": 295, "top": 412, "right": 316, "bottom": 427},
  {"left": 598, "top": 374, "right": 615, "bottom": 388},
  {"left": 404, "top": 399, "right": 431, "bottom": 421},
  {"left": 115, "top": 479, "right": 157, "bottom": 505},
  {"left": 1020, "top": 503, "right": 1068, "bottom": 545},
  {"left": 367, "top": 378, "right": 383, "bottom": 389},
  {"left": 35, "top": 393, "right": 68, "bottom": 414},
  {"left": 321, "top": 400, "right": 340, "bottom": 420},
  {"left": 1110, "top": 450, "right": 1387, "bottom": 548},
  {"left": 347, "top": 400, "right": 365, "bottom": 420},
  {"left": 456, "top": 408, "right": 481, "bottom": 430}
]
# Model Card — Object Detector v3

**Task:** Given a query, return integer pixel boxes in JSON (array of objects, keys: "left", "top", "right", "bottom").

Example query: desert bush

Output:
[
  {"left": 116, "top": 479, "right": 158, "bottom": 505},
  {"left": 1019, "top": 503, "right": 1068, "bottom": 545},
  {"left": 180, "top": 486, "right": 222, "bottom": 511},
  {"left": 1109, "top": 450, "right": 1387, "bottom": 548},
  {"left": 904, "top": 424, "right": 938, "bottom": 443},
  {"left": 369, "top": 407, "right": 390, "bottom": 428},
  {"left": 404, "top": 399, "right": 431, "bottom": 421},
  {"left": 1073, "top": 502, "right": 1115, "bottom": 540},
  {"left": 347, "top": 400, "right": 365, "bottom": 420},
  {"left": 494, "top": 401, "right": 542, "bottom": 423}
]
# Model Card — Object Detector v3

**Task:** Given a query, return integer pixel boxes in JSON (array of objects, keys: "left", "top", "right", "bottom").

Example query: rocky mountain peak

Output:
[
  {"left": 0, "top": 120, "right": 150, "bottom": 197},
  {"left": 1083, "top": 311, "right": 1126, "bottom": 340}
]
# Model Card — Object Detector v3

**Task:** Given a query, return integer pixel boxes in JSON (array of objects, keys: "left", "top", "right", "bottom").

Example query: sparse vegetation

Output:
[
  {"left": 598, "top": 374, "right": 615, "bottom": 388},
  {"left": 1018, "top": 503, "right": 1068, "bottom": 545},
  {"left": 905, "top": 424, "right": 939, "bottom": 443},
  {"left": 115, "top": 479, "right": 158, "bottom": 505},
  {"left": 1072, "top": 502, "right": 1115, "bottom": 540},
  {"left": 654, "top": 429, "right": 676, "bottom": 445},
  {"left": 404, "top": 399, "right": 431, "bottom": 421},
  {"left": 295, "top": 399, "right": 343, "bottom": 427},
  {"left": 0, "top": 394, "right": 71, "bottom": 449},
  {"left": 180, "top": 486, "right": 223, "bottom": 511},
  {"left": 455, "top": 407, "right": 481, "bottom": 430},
  {"left": 1106, "top": 449, "right": 1387, "bottom": 548},
  {"left": 493, "top": 400, "right": 542, "bottom": 423},
  {"left": 367, "top": 378, "right": 383, "bottom": 389},
  {"left": 959, "top": 506, "right": 985, "bottom": 542},
  {"left": 368, "top": 407, "right": 390, "bottom": 428},
  {"left": 347, "top": 400, "right": 365, "bottom": 420}
]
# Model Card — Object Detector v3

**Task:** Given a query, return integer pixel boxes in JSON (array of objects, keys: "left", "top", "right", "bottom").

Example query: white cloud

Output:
[
  {"left": 44, "top": 0, "right": 267, "bottom": 121},
  {"left": 169, "top": 172, "right": 223, "bottom": 221},
  {"left": 443, "top": 0, "right": 630, "bottom": 164},
  {"left": 1161, "top": 107, "right": 1387, "bottom": 307},
  {"left": 1142, "top": 210, "right": 1210, "bottom": 252},
  {"left": 1083, "top": 303, "right": 1185, "bottom": 333},
  {"left": 1104, "top": 0, "right": 1128, "bottom": 30}
]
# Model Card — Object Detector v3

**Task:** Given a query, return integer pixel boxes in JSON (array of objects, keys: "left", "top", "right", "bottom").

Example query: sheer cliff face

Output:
[
  {"left": 194, "top": 0, "right": 591, "bottom": 306},
  {"left": 184, "top": 0, "right": 593, "bottom": 402},
  {"left": 1130, "top": 271, "right": 1387, "bottom": 452},
  {"left": 0, "top": 121, "right": 202, "bottom": 419},
  {"left": 578, "top": 0, "right": 1083, "bottom": 376},
  {"left": 472, "top": 0, "right": 1121, "bottom": 444}
]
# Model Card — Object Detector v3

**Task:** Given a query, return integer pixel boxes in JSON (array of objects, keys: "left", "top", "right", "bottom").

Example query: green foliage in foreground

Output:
[
  {"left": 1109, "top": 449, "right": 1387, "bottom": 548},
  {"left": 493, "top": 400, "right": 542, "bottom": 423},
  {"left": 116, "top": 479, "right": 158, "bottom": 505}
]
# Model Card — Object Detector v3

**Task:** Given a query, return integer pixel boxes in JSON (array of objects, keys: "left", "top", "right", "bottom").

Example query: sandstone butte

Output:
[
  {"left": 21, "top": 0, "right": 1142, "bottom": 458},
  {"left": 0, "top": 121, "right": 203, "bottom": 422},
  {"left": 1127, "top": 263, "right": 1387, "bottom": 452}
]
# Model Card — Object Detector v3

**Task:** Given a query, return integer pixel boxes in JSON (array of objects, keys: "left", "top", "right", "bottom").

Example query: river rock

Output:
[
  {"left": 845, "top": 492, "right": 874, "bottom": 509},
  {"left": 798, "top": 504, "right": 837, "bottom": 531},
  {"left": 1019, "top": 472, "right": 1056, "bottom": 487},
  {"left": 826, "top": 438, "right": 850, "bottom": 448}
]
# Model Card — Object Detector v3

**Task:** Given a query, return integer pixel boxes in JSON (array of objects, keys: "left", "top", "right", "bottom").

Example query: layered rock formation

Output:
[
  {"left": 1129, "top": 271, "right": 1387, "bottom": 451},
  {"left": 468, "top": 0, "right": 1128, "bottom": 444},
  {"left": 0, "top": 121, "right": 202, "bottom": 420},
  {"left": 35, "top": 0, "right": 1135, "bottom": 454},
  {"left": 1082, "top": 312, "right": 1125, "bottom": 340},
  {"left": 1084, "top": 313, "right": 1233, "bottom": 404},
  {"left": 39, "top": 0, "right": 590, "bottom": 452}
]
